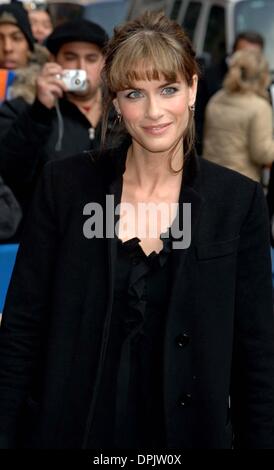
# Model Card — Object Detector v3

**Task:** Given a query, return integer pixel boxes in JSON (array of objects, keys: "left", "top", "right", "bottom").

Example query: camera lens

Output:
[{"left": 75, "top": 78, "right": 80, "bottom": 85}]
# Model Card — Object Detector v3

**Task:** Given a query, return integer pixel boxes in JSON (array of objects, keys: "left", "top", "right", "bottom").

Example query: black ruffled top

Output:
[{"left": 89, "top": 232, "right": 172, "bottom": 449}]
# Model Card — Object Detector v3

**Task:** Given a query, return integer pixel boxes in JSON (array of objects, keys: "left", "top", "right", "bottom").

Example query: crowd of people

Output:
[{"left": 0, "top": 1, "right": 274, "bottom": 450}]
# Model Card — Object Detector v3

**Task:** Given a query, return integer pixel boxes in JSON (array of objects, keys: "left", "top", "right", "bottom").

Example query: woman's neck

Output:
[{"left": 125, "top": 142, "right": 184, "bottom": 195}]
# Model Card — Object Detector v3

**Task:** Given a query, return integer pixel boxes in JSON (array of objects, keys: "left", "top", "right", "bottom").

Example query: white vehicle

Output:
[
  {"left": 47, "top": 0, "right": 130, "bottom": 37},
  {"left": 128, "top": 0, "right": 274, "bottom": 73}
]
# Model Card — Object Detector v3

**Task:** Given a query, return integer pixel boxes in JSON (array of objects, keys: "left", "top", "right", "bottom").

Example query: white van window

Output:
[
  {"left": 204, "top": 5, "right": 225, "bottom": 66},
  {"left": 170, "top": 0, "right": 184, "bottom": 20},
  {"left": 48, "top": 1, "right": 130, "bottom": 37},
  {"left": 84, "top": 0, "right": 130, "bottom": 36},
  {"left": 182, "top": 1, "right": 202, "bottom": 41}
]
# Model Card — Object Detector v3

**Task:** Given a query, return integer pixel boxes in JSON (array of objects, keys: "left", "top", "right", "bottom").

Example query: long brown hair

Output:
[{"left": 101, "top": 10, "right": 199, "bottom": 165}]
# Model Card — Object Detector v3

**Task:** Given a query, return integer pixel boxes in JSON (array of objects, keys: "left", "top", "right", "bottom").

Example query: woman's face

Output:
[{"left": 114, "top": 73, "right": 197, "bottom": 155}]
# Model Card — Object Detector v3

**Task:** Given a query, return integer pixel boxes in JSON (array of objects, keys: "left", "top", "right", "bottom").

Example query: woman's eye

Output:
[
  {"left": 162, "top": 87, "right": 177, "bottom": 95},
  {"left": 126, "top": 90, "right": 142, "bottom": 99}
]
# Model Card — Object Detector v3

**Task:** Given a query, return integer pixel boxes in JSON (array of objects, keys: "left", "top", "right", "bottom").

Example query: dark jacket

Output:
[
  {"left": 0, "top": 144, "right": 274, "bottom": 449},
  {"left": 195, "top": 58, "right": 228, "bottom": 155},
  {"left": 267, "top": 165, "right": 274, "bottom": 245},
  {"left": 0, "top": 175, "right": 22, "bottom": 241},
  {"left": 0, "top": 97, "right": 116, "bottom": 214}
]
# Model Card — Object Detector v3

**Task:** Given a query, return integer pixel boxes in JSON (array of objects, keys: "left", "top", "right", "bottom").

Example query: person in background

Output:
[
  {"left": 0, "top": 18, "right": 111, "bottom": 223},
  {"left": 203, "top": 49, "right": 274, "bottom": 182},
  {"left": 27, "top": 2, "right": 53, "bottom": 44},
  {"left": 0, "top": 2, "right": 35, "bottom": 70},
  {"left": 0, "top": 11, "right": 274, "bottom": 450},
  {"left": 204, "top": 31, "right": 264, "bottom": 99},
  {"left": 196, "top": 31, "right": 265, "bottom": 155},
  {"left": 0, "top": 2, "right": 49, "bottom": 106}
]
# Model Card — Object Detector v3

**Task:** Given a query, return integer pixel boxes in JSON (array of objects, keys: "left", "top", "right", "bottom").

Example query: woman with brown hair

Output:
[
  {"left": 203, "top": 49, "right": 274, "bottom": 182},
  {"left": 0, "top": 11, "right": 274, "bottom": 449}
]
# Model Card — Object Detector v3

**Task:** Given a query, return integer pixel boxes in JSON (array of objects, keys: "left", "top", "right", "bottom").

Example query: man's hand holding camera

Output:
[
  {"left": 37, "top": 63, "right": 88, "bottom": 109},
  {"left": 36, "top": 62, "right": 68, "bottom": 109}
]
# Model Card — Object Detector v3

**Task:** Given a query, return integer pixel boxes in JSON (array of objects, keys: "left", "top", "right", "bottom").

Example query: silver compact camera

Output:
[{"left": 61, "top": 69, "right": 87, "bottom": 92}]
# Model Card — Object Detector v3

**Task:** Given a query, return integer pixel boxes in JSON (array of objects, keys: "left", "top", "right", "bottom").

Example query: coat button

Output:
[
  {"left": 176, "top": 333, "right": 190, "bottom": 348},
  {"left": 179, "top": 393, "right": 192, "bottom": 407}
]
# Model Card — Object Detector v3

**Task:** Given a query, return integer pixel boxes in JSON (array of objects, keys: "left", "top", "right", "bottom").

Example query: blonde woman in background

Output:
[{"left": 203, "top": 49, "right": 274, "bottom": 182}]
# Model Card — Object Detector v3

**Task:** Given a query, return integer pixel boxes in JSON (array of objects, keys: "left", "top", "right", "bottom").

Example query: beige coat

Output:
[{"left": 203, "top": 90, "right": 274, "bottom": 181}]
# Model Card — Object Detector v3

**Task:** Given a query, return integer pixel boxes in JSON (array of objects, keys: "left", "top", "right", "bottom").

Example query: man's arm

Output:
[{"left": 0, "top": 62, "right": 67, "bottom": 210}]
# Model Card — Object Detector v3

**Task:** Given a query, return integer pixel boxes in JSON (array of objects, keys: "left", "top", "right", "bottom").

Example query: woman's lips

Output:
[{"left": 142, "top": 122, "right": 172, "bottom": 135}]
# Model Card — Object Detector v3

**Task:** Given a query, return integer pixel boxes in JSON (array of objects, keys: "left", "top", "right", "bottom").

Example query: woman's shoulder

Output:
[
  {"left": 42, "top": 146, "right": 125, "bottom": 194},
  {"left": 249, "top": 94, "right": 272, "bottom": 112},
  {"left": 214, "top": 89, "right": 271, "bottom": 110},
  {"left": 207, "top": 89, "right": 226, "bottom": 106},
  {"left": 236, "top": 92, "right": 272, "bottom": 110},
  {"left": 42, "top": 151, "right": 99, "bottom": 186},
  {"left": 45, "top": 147, "right": 117, "bottom": 177},
  {"left": 199, "top": 158, "right": 265, "bottom": 223},
  {"left": 209, "top": 89, "right": 269, "bottom": 105},
  {"left": 200, "top": 157, "right": 258, "bottom": 196},
  {"left": 200, "top": 156, "right": 255, "bottom": 181}
]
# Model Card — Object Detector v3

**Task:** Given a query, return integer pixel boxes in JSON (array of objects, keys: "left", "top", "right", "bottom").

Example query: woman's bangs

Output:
[{"left": 110, "top": 37, "right": 182, "bottom": 91}]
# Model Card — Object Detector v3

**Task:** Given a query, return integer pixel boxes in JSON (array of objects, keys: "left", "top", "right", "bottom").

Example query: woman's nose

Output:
[{"left": 145, "top": 96, "right": 163, "bottom": 120}]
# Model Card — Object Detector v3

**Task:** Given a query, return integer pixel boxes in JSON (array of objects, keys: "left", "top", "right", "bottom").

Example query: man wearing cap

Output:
[
  {"left": 0, "top": 2, "right": 49, "bottom": 106},
  {"left": 0, "top": 18, "right": 113, "bottom": 228},
  {"left": 38, "top": 18, "right": 107, "bottom": 129},
  {"left": 0, "top": 2, "right": 35, "bottom": 70}
]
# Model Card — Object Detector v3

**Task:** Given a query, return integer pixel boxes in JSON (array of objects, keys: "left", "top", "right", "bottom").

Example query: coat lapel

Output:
[
  {"left": 168, "top": 183, "right": 205, "bottom": 309},
  {"left": 169, "top": 151, "right": 205, "bottom": 283}
]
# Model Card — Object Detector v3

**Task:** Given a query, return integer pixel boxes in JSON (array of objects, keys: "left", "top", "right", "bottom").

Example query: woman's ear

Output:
[
  {"left": 112, "top": 98, "right": 120, "bottom": 114},
  {"left": 189, "top": 74, "right": 198, "bottom": 107}
]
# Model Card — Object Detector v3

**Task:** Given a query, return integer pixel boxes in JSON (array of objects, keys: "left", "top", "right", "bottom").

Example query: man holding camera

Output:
[
  {"left": 36, "top": 19, "right": 107, "bottom": 133},
  {"left": 0, "top": 18, "right": 110, "bottom": 226}
]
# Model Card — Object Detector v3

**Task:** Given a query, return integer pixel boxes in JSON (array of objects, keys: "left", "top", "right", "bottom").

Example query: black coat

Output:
[
  {"left": 0, "top": 175, "right": 22, "bottom": 241},
  {"left": 0, "top": 144, "right": 274, "bottom": 449}
]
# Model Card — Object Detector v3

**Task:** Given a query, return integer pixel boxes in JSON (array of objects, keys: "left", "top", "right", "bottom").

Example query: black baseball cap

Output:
[{"left": 45, "top": 18, "right": 108, "bottom": 55}]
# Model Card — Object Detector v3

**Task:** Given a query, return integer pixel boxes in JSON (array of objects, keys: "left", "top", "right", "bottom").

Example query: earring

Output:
[
  {"left": 189, "top": 104, "right": 195, "bottom": 113},
  {"left": 116, "top": 111, "right": 122, "bottom": 123}
]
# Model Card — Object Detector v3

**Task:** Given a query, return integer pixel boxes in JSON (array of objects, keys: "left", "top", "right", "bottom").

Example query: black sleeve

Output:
[
  {"left": 0, "top": 175, "right": 22, "bottom": 240},
  {"left": 0, "top": 98, "right": 24, "bottom": 141},
  {"left": 0, "top": 162, "right": 58, "bottom": 447},
  {"left": 0, "top": 99, "right": 54, "bottom": 210},
  {"left": 231, "top": 183, "right": 274, "bottom": 448}
]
